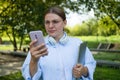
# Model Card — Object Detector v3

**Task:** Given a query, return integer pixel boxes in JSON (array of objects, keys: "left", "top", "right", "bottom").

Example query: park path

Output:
[
  {"left": 0, "top": 53, "right": 25, "bottom": 76},
  {"left": 0, "top": 50, "right": 120, "bottom": 77}
]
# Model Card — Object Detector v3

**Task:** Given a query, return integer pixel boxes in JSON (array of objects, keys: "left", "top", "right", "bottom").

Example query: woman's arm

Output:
[
  {"left": 72, "top": 47, "right": 96, "bottom": 79},
  {"left": 29, "top": 40, "right": 48, "bottom": 77},
  {"left": 29, "top": 59, "right": 38, "bottom": 77},
  {"left": 22, "top": 40, "right": 48, "bottom": 80}
]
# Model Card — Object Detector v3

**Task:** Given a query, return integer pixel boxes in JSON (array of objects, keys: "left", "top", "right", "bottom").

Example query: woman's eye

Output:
[
  {"left": 45, "top": 21, "right": 50, "bottom": 24},
  {"left": 45, "top": 20, "right": 61, "bottom": 25},
  {"left": 53, "top": 20, "right": 59, "bottom": 24}
]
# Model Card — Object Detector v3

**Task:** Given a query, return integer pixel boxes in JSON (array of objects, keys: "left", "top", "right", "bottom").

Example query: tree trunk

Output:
[
  {"left": 13, "top": 36, "right": 17, "bottom": 51},
  {"left": 19, "top": 35, "right": 24, "bottom": 51},
  {"left": 12, "top": 28, "right": 18, "bottom": 51},
  {"left": 0, "top": 37, "right": 2, "bottom": 44}
]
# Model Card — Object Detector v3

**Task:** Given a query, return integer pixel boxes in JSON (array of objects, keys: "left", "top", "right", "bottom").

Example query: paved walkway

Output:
[{"left": 0, "top": 53, "right": 25, "bottom": 76}]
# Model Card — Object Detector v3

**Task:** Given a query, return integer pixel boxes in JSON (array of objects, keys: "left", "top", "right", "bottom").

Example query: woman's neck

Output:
[{"left": 54, "top": 32, "right": 64, "bottom": 42}]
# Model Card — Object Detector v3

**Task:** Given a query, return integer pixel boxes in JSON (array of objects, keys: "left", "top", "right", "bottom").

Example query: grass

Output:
[
  {"left": 75, "top": 35, "right": 120, "bottom": 49},
  {"left": 0, "top": 66, "right": 120, "bottom": 80},
  {"left": 94, "top": 66, "right": 120, "bottom": 80},
  {"left": 93, "top": 52, "right": 120, "bottom": 62},
  {"left": 0, "top": 45, "right": 13, "bottom": 51},
  {"left": 1, "top": 35, "right": 120, "bottom": 51},
  {"left": 76, "top": 35, "right": 120, "bottom": 43},
  {"left": 0, "top": 71, "right": 24, "bottom": 80}
]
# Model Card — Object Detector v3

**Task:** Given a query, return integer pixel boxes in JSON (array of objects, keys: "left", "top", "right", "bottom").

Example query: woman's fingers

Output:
[
  {"left": 72, "top": 64, "right": 83, "bottom": 78},
  {"left": 29, "top": 40, "right": 48, "bottom": 61},
  {"left": 30, "top": 40, "right": 37, "bottom": 48}
]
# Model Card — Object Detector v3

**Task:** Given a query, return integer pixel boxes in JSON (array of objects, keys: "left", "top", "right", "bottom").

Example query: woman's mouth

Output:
[{"left": 48, "top": 30, "right": 56, "bottom": 33}]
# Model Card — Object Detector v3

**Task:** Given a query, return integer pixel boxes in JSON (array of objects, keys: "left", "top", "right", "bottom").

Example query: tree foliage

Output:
[
  {"left": 69, "top": 19, "right": 98, "bottom": 36},
  {"left": 68, "top": 17, "right": 119, "bottom": 36},
  {"left": 0, "top": 0, "right": 46, "bottom": 50},
  {"left": 91, "top": 0, "right": 120, "bottom": 29},
  {"left": 0, "top": 0, "right": 119, "bottom": 51},
  {"left": 0, "top": 0, "right": 84, "bottom": 51},
  {"left": 0, "top": 0, "right": 62, "bottom": 51},
  {"left": 97, "top": 16, "right": 119, "bottom": 36},
  {"left": 66, "top": 0, "right": 120, "bottom": 29}
]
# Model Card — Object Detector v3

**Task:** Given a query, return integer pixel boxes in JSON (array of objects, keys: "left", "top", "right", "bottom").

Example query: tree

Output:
[
  {"left": 64, "top": 0, "right": 120, "bottom": 29},
  {"left": 97, "top": 16, "right": 119, "bottom": 36},
  {"left": 64, "top": 0, "right": 120, "bottom": 35},
  {"left": 0, "top": 0, "right": 53, "bottom": 51},
  {"left": 90, "top": 0, "right": 120, "bottom": 29},
  {"left": 0, "top": 0, "right": 119, "bottom": 51},
  {"left": 0, "top": 0, "right": 84, "bottom": 51},
  {"left": 81, "top": 0, "right": 119, "bottom": 29}
]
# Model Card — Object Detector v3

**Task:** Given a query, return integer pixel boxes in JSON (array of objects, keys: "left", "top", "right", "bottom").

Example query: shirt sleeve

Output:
[
  {"left": 21, "top": 52, "right": 42, "bottom": 80},
  {"left": 80, "top": 47, "right": 96, "bottom": 80}
]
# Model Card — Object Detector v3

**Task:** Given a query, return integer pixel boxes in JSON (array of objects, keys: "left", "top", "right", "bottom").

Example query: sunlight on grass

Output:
[
  {"left": 75, "top": 35, "right": 120, "bottom": 43},
  {"left": 0, "top": 35, "right": 120, "bottom": 51},
  {"left": 0, "top": 45, "right": 13, "bottom": 51}
]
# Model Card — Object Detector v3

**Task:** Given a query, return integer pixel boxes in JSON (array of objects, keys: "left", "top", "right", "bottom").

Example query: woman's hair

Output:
[{"left": 44, "top": 6, "right": 66, "bottom": 21}]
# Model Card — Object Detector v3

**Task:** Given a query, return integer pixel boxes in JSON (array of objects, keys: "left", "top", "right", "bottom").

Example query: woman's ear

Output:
[
  {"left": 64, "top": 20, "right": 67, "bottom": 25},
  {"left": 63, "top": 20, "right": 67, "bottom": 28}
]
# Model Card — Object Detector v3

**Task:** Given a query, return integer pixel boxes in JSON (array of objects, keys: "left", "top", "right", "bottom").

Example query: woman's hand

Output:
[
  {"left": 30, "top": 39, "right": 48, "bottom": 62},
  {"left": 29, "top": 40, "right": 48, "bottom": 77},
  {"left": 72, "top": 64, "right": 88, "bottom": 78}
]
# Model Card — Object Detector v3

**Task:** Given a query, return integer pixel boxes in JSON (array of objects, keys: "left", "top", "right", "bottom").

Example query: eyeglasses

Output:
[{"left": 44, "top": 20, "right": 63, "bottom": 26}]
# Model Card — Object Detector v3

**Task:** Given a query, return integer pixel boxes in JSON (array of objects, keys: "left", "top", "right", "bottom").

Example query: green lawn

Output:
[
  {"left": 0, "top": 45, "right": 13, "bottom": 51},
  {"left": 76, "top": 35, "right": 120, "bottom": 49},
  {"left": 94, "top": 66, "right": 120, "bottom": 80},
  {"left": 1, "top": 35, "right": 120, "bottom": 51},
  {"left": 0, "top": 66, "right": 120, "bottom": 80},
  {"left": 93, "top": 52, "right": 120, "bottom": 62},
  {"left": 76, "top": 35, "right": 120, "bottom": 43},
  {"left": 1, "top": 35, "right": 120, "bottom": 43},
  {"left": 0, "top": 71, "right": 24, "bottom": 80}
]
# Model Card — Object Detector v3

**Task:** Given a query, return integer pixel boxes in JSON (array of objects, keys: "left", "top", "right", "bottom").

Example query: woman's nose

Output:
[{"left": 49, "top": 22, "right": 54, "bottom": 28}]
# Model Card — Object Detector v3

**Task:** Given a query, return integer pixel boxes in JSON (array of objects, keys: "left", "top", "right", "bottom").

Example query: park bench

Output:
[{"left": 97, "top": 60, "right": 120, "bottom": 69}]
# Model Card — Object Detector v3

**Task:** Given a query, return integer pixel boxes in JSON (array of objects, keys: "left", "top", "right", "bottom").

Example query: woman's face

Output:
[{"left": 44, "top": 13, "right": 66, "bottom": 41}]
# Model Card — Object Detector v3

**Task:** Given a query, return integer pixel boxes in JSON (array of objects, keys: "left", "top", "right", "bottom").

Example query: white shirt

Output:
[{"left": 21, "top": 33, "right": 96, "bottom": 80}]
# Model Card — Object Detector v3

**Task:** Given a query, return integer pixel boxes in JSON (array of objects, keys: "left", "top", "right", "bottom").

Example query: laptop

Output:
[{"left": 77, "top": 42, "right": 87, "bottom": 63}]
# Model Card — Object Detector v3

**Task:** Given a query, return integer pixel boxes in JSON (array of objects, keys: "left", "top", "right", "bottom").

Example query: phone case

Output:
[{"left": 29, "top": 30, "right": 45, "bottom": 46}]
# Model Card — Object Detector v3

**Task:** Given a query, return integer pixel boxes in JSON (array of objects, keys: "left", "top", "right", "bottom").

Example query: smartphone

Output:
[{"left": 29, "top": 30, "right": 45, "bottom": 46}]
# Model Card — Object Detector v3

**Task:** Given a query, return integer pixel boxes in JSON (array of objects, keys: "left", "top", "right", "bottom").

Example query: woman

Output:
[{"left": 22, "top": 6, "right": 96, "bottom": 80}]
